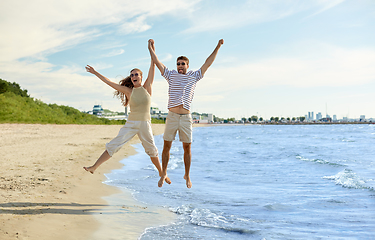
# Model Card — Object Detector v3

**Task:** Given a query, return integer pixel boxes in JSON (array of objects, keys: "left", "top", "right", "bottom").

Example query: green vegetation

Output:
[
  {"left": 0, "top": 79, "right": 29, "bottom": 97},
  {"left": 0, "top": 91, "right": 125, "bottom": 124},
  {"left": 0, "top": 78, "right": 136, "bottom": 125}
]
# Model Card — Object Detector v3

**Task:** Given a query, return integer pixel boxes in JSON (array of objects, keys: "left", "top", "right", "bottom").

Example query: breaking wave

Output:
[
  {"left": 323, "top": 169, "right": 374, "bottom": 191},
  {"left": 296, "top": 155, "right": 346, "bottom": 167}
]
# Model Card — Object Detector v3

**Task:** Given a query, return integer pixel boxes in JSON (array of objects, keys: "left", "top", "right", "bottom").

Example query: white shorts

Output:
[
  {"left": 106, "top": 120, "right": 158, "bottom": 157},
  {"left": 163, "top": 111, "right": 193, "bottom": 143}
]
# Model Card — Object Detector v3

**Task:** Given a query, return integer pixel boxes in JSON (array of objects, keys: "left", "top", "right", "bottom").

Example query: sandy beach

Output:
[{"left": 0, "top": 123, "right": 174, "bottom": 240}]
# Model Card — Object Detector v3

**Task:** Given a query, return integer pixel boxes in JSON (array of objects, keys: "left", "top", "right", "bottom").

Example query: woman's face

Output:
[{"left": 130, "top": 70, "right": 142, "bottom": 87}]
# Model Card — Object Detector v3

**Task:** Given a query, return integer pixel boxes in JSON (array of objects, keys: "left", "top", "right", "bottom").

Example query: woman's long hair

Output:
[{"left": 114, "top": 68, "right": 142, "bottom": 106}]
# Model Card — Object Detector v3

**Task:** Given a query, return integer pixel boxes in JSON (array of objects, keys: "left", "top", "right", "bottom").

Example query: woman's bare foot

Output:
[
  {"left": 158, "top": 175, "right": 171, "bottom": 187},
  {"left": 83, "top": 166, "right": 95, "bottom": 174},
  {"left": 158, "top": 176, "right": 166, "bottom": 187},
  {"left": 184, "top": 175, "right": 192, "bottom": 188}
]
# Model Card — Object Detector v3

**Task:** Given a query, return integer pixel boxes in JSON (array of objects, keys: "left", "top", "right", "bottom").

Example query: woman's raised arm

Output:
[
  {"left": 143, "top": 42, "right": 155, "bottom": 96},
  {"left": 86, "top": 65, "right": 132, "bottom": 98}
]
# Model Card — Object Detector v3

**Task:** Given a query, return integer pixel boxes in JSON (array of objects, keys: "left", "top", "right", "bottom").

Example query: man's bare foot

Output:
[
  {"left": 184, "top": 175, "right": 192, "bottom": 188},
  {"left": 165, "top": 176, "right": 171, "bottom": 185},
  {"left": 83, "top": 166, "right": 95, "bottom": 174}
]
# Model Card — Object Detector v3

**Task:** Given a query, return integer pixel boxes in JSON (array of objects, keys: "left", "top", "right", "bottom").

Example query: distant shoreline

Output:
[{"left": 205, "top": 122, "right": 373, "bottom": 126}]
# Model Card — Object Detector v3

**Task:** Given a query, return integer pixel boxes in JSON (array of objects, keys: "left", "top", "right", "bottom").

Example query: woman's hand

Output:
[
  {"left": 148, "top": 39, "right": 155, "bottom": 52},
  {"left": 85, "top": 65, "right": 97, "bottom": 75}
]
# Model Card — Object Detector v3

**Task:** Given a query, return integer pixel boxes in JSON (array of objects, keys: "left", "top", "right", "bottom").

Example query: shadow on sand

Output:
[
  {"left": 0, "top": 202, "right": 109, "bottom": 215},
  {"left": 0, "top": 202, "right": 149, "bottom": 215}
]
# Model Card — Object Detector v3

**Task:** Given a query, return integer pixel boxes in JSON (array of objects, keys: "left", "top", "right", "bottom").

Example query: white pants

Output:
[{"left": 106, "top": 120, "right": 158, "bottom": 157}]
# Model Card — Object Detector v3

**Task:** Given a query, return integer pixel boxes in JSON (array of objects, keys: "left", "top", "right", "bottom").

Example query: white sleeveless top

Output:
[{"left": 127, "top": 86, "right": 151, "bottom": 121}]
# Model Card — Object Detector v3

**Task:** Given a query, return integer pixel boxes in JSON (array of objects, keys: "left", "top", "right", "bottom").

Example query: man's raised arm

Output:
[
  {"left": 148, "top": 39, "right": 166, "bottom": 75},
  {"left": 201, "top": 39, "right": 224, "bottom": 76}
]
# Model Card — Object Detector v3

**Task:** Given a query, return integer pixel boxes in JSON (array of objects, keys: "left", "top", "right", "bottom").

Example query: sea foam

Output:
[{"left": 323, "top": 169, "right": 373, "bottom": 190}]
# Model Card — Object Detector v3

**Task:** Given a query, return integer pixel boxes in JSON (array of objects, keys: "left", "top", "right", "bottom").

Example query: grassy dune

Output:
[{"left": 0, "top": 78, "right": 165, "bottom": 125}]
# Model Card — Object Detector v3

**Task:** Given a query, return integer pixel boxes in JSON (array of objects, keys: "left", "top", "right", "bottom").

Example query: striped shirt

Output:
[{"left": 162, "top": 67, "right": 203, "bottom": 111}]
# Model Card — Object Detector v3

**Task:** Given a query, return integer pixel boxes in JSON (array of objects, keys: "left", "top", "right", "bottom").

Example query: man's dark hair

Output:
[{"left": 177, "top": 56, "right": 189, "bottom": 65}]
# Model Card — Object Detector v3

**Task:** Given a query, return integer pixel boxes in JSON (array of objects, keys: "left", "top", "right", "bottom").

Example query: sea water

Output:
[{"left": 104, "top": 124, "right": 375, "bottom": 239}]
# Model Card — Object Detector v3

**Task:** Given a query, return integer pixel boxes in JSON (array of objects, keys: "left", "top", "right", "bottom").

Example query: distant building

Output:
[
  {"left": 150, "top": 107, "right": 160, "bottom": 115},
  {"left": 308, "top": 111, "right": 314, "bottom": 120},
  {"left": 149, "top": 107, "right": 168, "bottom": 120},
  {"left": 192, "top": 113, "right": 201, "bottom": 123},
  {"left": 360, "top": 115, "right": 366, "bottom": 122},
  {"left": 191, "top": 113, "right": 214, "bottom": 123},
  {"left": 93, "top": 105, "right": 103, "bottom": 115},
  {"left": 201, "top": 113, "right": 214, "bottom": 123},
  {"left": 321, "top": 117, "right": 332, "bottom": 122},
  {"left": 316, "top": 112, "right": 322, "bottom": 121},
  {"left": 333, "top": 115, "right": 337, "bottom": 121},
  {"left": 152, "top": 112, "right": 167, "bottom": 121}
]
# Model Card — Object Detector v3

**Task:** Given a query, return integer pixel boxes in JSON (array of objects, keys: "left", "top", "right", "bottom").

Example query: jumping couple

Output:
[{"left": 84, "top": 39, "right": 224, "bottom": 188}]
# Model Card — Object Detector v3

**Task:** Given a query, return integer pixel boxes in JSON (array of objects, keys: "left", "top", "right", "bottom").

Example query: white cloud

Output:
[
  {"left": 88, "top": 63, "right": 113, "bottom": 71},
  {"left": 120, "top": 16, "right": 151, "bottom": 34},
  {"left": 149, "top": 79, "right": 169, "bottom": 112},
  {"left": 0, "top": 0, "right": 201, "bottom": 62},
  {"left": 0, "top": 59, "right": 109, "bottom": 106},
  {"left": 0, "top": 0, "right": 201, "bottom": 111},
  {"left": 306, "top": 0, "right": 345, "bottom": 18},
  {"left": 94, "top": 42, "right": 128, "bottom": 51},
  {"left": 1, "top": 0, "right": 373, "bottom": 119},
  {"left": 182, "top": 0, "right": 345, "bottom": 33},
  {"left": 102, "top": 49, "right": 125, "bottom": 58},
  {"left": 207, "top": 44, "right": 375, "bottom": 91},
  {"left": 160, "top": 53, "right": 173, "bottom": 63}
]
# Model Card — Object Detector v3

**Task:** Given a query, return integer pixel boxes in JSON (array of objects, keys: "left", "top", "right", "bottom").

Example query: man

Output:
[{"left": 148, "top": 39, "right": 224, "bottom": 188}]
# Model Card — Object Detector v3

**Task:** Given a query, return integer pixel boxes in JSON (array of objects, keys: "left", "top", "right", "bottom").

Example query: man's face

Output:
[{"left": 177, "top": 60, "right": 189, "bottom": 74}]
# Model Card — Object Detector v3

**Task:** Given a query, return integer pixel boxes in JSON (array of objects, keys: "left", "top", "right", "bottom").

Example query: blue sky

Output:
[{"left": 1, "top": 0, "right": 374, "bottom": 119}]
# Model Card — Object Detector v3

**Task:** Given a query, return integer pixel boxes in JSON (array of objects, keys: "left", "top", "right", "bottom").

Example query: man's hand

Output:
[{"left": 201, "top": 39, "right": 224, "bottom": 75}]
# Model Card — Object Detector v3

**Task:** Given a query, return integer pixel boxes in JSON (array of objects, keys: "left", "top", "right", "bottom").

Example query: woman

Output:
[{"left": 84, "top": 42, "right": 170, "bottom": 187}]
